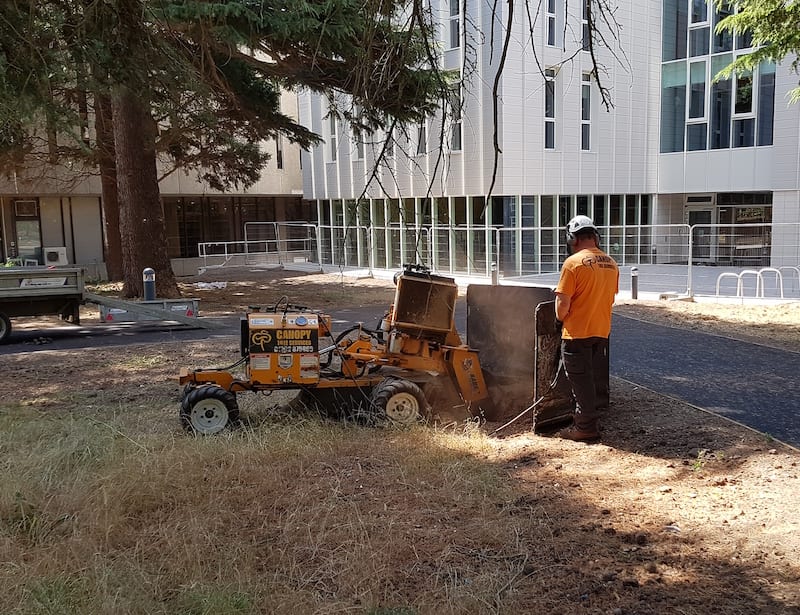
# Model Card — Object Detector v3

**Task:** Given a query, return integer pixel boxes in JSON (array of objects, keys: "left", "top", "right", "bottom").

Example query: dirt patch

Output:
[{"left": 3, "top": 267, "right": 799, "bottom": 613}]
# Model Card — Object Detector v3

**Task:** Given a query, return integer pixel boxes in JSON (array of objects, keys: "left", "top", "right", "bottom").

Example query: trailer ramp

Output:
[{"left": 84, "top": 293, "right": 226, "bottom": 330}]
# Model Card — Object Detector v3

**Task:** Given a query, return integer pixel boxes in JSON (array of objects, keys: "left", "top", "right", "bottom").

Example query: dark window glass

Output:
[
  {"left": 713, "top": 3, "right": 733, "bottom": 52},
  {"left": 593, "top": 195, "right": 605, "bottom": 226},
  {"left": 577, "top": 195, "right": 589, "bottom": 216},
  {"left": 689, "top": 27, "right": 709, "bottom": 56},
  {"left": 710, "top": 78, "right": 731, "bottom": 149},
  {"left": 687, "top": 123, "right": 707, "bottom": 150},
  {"left": 581, "top": 124, "right": 590, "bottom": 150},
  {"left": 733, "top": 118, "right": 755, "bottom": 147},
  {"left": 691, "top": 0, "right": 707, "bottom": 23},
  {"left": 663, "top": 0, "right": 688, "bottom": 61},
  {"left": 758, "top": 63, "right": 775, "bottom": 146},
  {"left": 735, "top": 72, "right": 753, "bottom": 114},
  {"left": 660, "top": 62, "right": 686, "bottom": 152},
  {"left": 545, "top": 122, "right": 555, "bottom": 149}
]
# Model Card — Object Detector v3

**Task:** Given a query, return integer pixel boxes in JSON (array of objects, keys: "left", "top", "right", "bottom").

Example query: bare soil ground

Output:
[{"left": 2, "top": 267, "right": 799, "bottom": 614}]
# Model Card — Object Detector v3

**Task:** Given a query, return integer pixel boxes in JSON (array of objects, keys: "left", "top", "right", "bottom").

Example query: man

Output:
[{"left": 555, "top": 215, "right": 619, "bottom": 442}]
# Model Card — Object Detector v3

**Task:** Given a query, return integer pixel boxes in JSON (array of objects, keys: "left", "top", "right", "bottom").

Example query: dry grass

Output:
[{"left": 2, "top": 270, "right": 800, "bottom": 614}]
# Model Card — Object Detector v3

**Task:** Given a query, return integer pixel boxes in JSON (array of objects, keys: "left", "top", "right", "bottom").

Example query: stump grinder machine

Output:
[{"left": 178, "top": 265, "right": 573, "bottom": 435}]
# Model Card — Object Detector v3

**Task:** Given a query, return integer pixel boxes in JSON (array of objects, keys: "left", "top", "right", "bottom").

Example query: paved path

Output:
[{"left": 611, "top": 314, "right": 800, "bottom": 448}]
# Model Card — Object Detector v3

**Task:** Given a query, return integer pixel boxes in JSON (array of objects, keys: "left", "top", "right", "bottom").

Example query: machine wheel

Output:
[
  {"left": 0, "top": 312, "right": 11, "bottom": 344},
  {"left": 370, "top": 377, "right": 429, "bottom": 427},
  {"left": 180, "top": 385, "right": 239, "bottom": 435}
]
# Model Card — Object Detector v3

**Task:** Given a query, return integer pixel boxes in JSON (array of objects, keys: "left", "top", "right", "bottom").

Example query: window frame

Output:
[
  {"left": 544, "top": 68, "right": 557, "bottom": 150},
  {"left": 581, "top": 72, "right": 591, "bottom": 151}
]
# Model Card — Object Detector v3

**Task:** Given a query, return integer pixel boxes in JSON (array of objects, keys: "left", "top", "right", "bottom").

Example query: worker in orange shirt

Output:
[{"left": 555, "top": 215, "right": 619, "bottom": 442}]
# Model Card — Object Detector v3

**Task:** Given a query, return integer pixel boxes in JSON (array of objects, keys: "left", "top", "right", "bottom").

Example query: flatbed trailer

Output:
[
  {"left": 0, "top": 266, "right": 223, "bottom": 343},
  {"left": 0, "top": 267, "right": 84, "bottom": 343}
]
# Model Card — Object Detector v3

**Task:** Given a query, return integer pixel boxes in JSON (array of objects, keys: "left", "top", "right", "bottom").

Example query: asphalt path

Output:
[
  {"left": 610, "top": 314, "right": 800, "bottom": 448},
  {"left": 2, "top": 305, "right": 798, "bottom": 448}
]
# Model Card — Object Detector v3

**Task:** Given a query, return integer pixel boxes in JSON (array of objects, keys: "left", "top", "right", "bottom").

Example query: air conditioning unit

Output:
[{"left": 44, "top": 247, "right": 69, "bottom": 266}]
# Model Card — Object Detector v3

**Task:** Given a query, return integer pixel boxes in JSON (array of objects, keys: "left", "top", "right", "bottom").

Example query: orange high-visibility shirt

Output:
[{"left": 555, "top": 248, "right": 619, "bottom": 339}]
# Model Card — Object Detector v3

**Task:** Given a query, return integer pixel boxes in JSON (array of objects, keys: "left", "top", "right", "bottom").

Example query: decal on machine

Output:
[
  {"left": 251, "top": 356, "right": 271, "bottom": 370},
  {"left": 250, "top": 328, "right": 319, "bottom": 354},
  {"left": 278, "top": 354, "right": 293, "bottom": 369},
  {"left": 250, "top": 317, "right": 275, "bottom": 326}
]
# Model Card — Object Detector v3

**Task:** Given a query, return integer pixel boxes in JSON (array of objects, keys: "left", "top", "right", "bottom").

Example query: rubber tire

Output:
[
  {"left": 370, "top": 377, "right": 429, "bottom": 427},
  {"left": 0, "top": 312, "right": 10, "bottom": 344},
  {"left": 180, "top": 385, "right": 239, "bottom": 435}
]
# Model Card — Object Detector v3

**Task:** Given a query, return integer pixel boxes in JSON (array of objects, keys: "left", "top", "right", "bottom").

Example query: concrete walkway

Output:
[{"left": 611, "top": 314, "right": 800, "bottom": 448}]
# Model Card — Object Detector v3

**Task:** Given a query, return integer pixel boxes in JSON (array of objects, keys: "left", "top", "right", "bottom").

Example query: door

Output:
[
  {"left": 687, "top": 208, "right": 714, "bottom": 263},
  {"left": 12, "top": 199, "right": 42, "bottom": 264}
]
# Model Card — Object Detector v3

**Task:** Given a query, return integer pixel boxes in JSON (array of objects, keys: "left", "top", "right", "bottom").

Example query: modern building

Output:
[
  {"left": 298, "top": 0, "right": 800, "bottom": 278},
  {"left": 0, "top": 91, "right": 310, "bottom": 277}
]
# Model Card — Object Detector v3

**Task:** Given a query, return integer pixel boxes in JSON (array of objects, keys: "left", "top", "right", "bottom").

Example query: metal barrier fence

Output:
[{"left": 199, "top": 221, "right": 800, "bottom": 298}]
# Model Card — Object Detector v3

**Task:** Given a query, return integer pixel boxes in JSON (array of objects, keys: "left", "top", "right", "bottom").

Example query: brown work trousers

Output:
[{"left": 561, "top": 337, "right": 610, "bottom": 430}]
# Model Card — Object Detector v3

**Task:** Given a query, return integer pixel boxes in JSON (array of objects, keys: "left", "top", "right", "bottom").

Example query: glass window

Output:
[
  {"left": 581, "top": 73, "right": 591, "bottom": 151},
  {"left": 736, "top": 29, "right": 752, "bottom": 50},
  {"left": 687, "top": 123, "right": 707, "bottom": 150},
  {"left": 663, "top": 0, "right": 688, "bottom": 61},
  {"left": 545, "top": 68, "right": 556, "bottom": 150},
  {"left": 689, "top": 27, "right": 709, "bottom": 56},
  {"left": 328, "top": 113, "right": 337, "bottom": 161},
  {"left": 757, "top": 62, "right": 775, "bottom": 146},
  {"left": 577, "top": 195, "right": 589, "bottom": 216},
  {"left": 691, "top": 0, "right": 707, "bottom": 23},
  {"left": 449, "top": 88, "right": 462, "bottom": 151},
  {"left": 416, "top": 122, "right": 426, "bottom": 155},
  {"left": 593, "top": 195, "right": 605, "bottom": 226},
  {"left": 546, "top": 0, "right": 557, "bottom": 46},
  {"left": 660, "top": 61, "right": 687, "bottom": 153},
  {"left": 545, "top": 122, "right": 555, "bottom": 150},
  {"left": 734, "top": 70, "right": 753, "bottom": 115},
  {"left": 449, "top": 0, "right": 460, "bottom": 48},
  {"left": 733, "top": 118, "right": 755, "bottom": 147},
  {"left": 713, "top": 3, "right": 733, "bottom": 53},
  {"left": 689, "top": 61, "right": 705, "bottom": 118},
  {"left": 710, "top": 54, "right": 732, "bottom": 149},
  {"left": 545, "top": 70, "right": 556, "bottom": 118}
]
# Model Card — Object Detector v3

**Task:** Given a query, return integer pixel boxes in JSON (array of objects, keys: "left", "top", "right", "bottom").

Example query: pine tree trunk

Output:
[
  {"left": 94, "top": 93, "right": 123, "bottom": 281},
  {"left": 112, "top": 86, "right": 179, "bottom": 298}
]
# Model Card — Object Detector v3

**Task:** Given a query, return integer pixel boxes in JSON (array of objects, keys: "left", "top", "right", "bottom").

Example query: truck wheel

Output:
[
  {"left": 180, "top": 385, "right": 239, "bottom": 435},
  {"left": 0, "top": 312, "right": 10, "bottom": 344},
  {"left": 370, "top": 377, "right": 429, "bottom": 427}
]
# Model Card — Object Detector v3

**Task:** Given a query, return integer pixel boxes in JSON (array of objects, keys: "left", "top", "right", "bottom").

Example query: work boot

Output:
[{"left": 559, "top": 424, "right": 600, "bottom": 442}]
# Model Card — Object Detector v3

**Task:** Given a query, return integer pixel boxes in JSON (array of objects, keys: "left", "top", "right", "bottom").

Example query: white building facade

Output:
[{"left": 298, "top": 0, "right": 800, "bottom": 278}]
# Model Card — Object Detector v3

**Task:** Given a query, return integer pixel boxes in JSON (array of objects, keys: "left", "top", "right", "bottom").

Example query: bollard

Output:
[
  {"left": 491, "top": 262, "right": 499, "bottom": 286},
  {"left": 143, "top": 267, "right": 156, "bottom": 301},
  {"left": 631, "top": 267, "right": 638, "bottom": 300}
]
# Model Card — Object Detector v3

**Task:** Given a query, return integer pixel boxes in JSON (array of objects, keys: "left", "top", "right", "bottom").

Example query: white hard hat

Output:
[{"left": 567, "top": 215, "right": 597, "bottom": 235}]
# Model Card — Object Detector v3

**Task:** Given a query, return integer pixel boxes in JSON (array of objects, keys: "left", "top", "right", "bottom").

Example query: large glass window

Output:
[
  {"left": 660, "top": 61, "right": 686, "bottom": 153},
  {"left": 757, "top": 62, "right": 775, "bottom": 146},
  {"left": 663, "top": 0, "right": 688, "bottom": 61},
  {"left": 733, "top": 118, "right": 755, "bottom": 148},
  {"left": 710, "top": 54, "right": 732, "bottom": 149}
]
